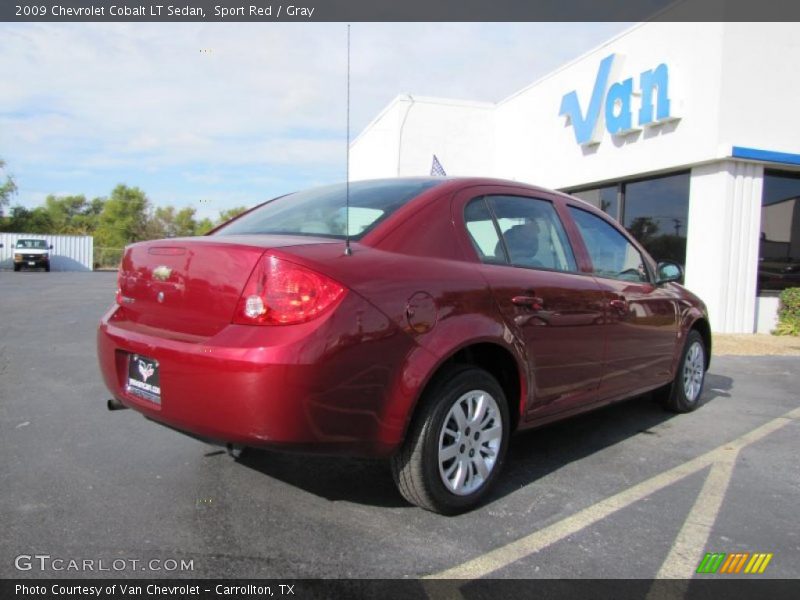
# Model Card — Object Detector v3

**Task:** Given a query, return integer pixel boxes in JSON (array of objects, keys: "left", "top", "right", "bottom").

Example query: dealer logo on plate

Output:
[{"left": 138, "top": 360, "right": 155, "bottom": 382}]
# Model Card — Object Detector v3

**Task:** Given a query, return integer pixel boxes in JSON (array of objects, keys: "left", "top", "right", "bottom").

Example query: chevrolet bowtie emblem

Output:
[{"left": 153, "top": 266, "right": 172, "bottom": 281}]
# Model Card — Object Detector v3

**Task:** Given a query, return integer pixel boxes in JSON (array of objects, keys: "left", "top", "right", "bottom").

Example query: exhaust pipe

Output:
[
  {"left": 226, "top": 443, "right": 245, "bottom": 459},
  {"left": 107, "top": 398, "right": 129, "bottom": 411}
]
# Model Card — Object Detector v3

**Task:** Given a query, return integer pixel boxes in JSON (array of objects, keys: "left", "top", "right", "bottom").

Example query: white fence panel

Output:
[{"left": 0, "top": 232, "right": 94, "bottom": 271}]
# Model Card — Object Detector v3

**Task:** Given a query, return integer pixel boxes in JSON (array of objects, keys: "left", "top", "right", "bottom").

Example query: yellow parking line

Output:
[
  {"left": 426, "top": 407, "right": 800, "bottom": 580},
  {"left": 654, "top": 453, "right": 739, "bottom": 579}
]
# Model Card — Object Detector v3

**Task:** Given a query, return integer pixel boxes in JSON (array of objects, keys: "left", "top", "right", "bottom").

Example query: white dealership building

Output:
[{"left": 351, "top": 21, "right": 800, "bottom": 334}]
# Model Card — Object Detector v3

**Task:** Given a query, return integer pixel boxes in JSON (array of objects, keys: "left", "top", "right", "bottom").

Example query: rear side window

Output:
[
  {"left": 464, "top": 195, "right": 577, "bottom": 272},
  {"left": 215, "top": 179, "right": 442, "bottom": 239},
  {"left": 569, "top": 207, "right": 649, "bottom": 283},
  {"left": 464, "top": 198, "right": 505, "bottom": 264}
]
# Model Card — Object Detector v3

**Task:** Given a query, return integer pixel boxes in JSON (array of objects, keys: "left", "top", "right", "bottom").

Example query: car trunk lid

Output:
[{"left": 117, "top": 235, "right": 338, "bottom": 337}]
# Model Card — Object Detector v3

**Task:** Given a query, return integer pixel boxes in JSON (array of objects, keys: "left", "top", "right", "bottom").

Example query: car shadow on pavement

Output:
[
  {"left": 236, "top": 448, "right": 404, "bottom": 507},
  {"left": 235, "top": 373, "right": 733, "bottom": 510},
  {"left": 498, "top": 373, "right": 733, "bottom": 497}
]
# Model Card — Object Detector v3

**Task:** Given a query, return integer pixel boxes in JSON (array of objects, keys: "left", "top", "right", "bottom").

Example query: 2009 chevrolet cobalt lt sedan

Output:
[{"left": 98, "top": 177, "right": 710, "bottom": 514}]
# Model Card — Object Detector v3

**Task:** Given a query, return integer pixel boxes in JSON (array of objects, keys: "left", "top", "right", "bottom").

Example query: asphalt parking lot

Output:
[{"left": 1, "top": 271, "right": 798, "bottom": 580}]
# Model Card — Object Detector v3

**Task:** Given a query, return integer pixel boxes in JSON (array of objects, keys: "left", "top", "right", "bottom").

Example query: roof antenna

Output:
[{"left": 344, "top": 23, "right": 353, "bottom": 256}]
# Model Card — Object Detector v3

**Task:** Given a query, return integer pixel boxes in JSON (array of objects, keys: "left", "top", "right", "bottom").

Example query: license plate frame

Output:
[{"left": 127, "top": 354, "right": 161, "bottom": 405}]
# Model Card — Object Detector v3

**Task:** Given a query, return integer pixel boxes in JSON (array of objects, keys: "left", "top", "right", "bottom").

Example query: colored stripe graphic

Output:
[
  {"left": 696, "top": 553, "right": 726, "bottom": 574},
  {"left": 720, "top": 553, "right": 749, "bottom": 573},
  {"left": 697, "top": 552, "right": 773, "bottom": 574},
  {"left": 733, "top": 553, "right": 749, "bottom": 573},
  {"left": 744, "top": 553, "right": 773, "bottom": 574}
]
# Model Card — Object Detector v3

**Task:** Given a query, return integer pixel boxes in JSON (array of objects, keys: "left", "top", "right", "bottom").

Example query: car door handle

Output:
[{"left": 512, "top": 295, "right": 544, "bottom": 310}]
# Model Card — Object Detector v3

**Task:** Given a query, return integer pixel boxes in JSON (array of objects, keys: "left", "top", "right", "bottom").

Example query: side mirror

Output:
[
  {"left": 656, "top": 261, "right": 683, "bottom": 284},
  {"left": 49, "top": 244, "right": 54, "bottom": 250}
]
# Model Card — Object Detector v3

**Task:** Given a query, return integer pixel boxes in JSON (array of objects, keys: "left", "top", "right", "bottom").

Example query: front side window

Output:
[
  {"left": 464, "top": 195, "right": 577, "bottom": 272},
  {"left": 569, "top": 207, "right": 649, "bottom": 283}
]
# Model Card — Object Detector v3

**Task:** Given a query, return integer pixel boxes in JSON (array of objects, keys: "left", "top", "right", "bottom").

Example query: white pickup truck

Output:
[{"left": 12, "top": 238, "right": 52, "bottom": 272}]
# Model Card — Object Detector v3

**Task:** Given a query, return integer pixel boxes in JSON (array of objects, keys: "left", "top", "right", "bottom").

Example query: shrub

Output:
[{"left": 773, "top": 287, "right": 800, "bottom": 336}]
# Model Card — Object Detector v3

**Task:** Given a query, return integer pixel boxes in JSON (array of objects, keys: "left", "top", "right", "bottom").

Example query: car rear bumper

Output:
[{"left": 97, "top": 299, "right": 415, "bottom": 457}]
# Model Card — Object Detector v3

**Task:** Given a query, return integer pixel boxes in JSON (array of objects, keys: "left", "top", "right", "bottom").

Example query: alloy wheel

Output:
[
  {"left": 682, "top": 341, "right": 705, "bottom": 402},
  {"left": 437, "top": 390, "right": 503, "bottom": 496}
]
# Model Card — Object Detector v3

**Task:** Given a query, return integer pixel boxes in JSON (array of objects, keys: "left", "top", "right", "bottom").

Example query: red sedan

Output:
[{"left": 97, "top": 177, "right": 710, "bottom": 514}]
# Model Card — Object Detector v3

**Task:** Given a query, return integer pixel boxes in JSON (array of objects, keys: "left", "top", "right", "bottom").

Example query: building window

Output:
[
  {"left": 622, "top": 172, "right": 690, "bottom": 265},
  {"left": 571, "top": 185, "right": 619, "bottom": 220},
  {"left": 759, "top": 169, "right": 800, "bottom": 294},
  {"left": 566, "top": 171, "right": 690, "bottom": 265}
]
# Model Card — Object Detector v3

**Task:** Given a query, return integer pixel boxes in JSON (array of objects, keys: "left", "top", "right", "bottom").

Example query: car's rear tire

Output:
[
  {"left": 660, "top": 330, "right": 707, "bottom": 413},
  {"left": 44, "top": 263, "right": 50, "bottom": 272},
  {"left": 390, "top": 365, "right": 510, "bottom": 514}
]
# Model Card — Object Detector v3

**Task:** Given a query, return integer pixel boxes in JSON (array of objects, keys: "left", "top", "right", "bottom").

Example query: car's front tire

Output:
[
  {"left": 44, "top": 263, "right": 50, "bottom": 272},
  {"left": 660, "top": 330, "right": 707, "bottom": 413},
  {"left": 13, "top": 264, "right": 20, "bottom": 272},
  {"left": 391, "top": 365, "right": 510, "bottom": 514}
]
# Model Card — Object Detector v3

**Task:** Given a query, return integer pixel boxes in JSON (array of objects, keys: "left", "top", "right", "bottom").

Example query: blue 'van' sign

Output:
[{"left": 559, "top": 54, "right": 674, "bottom": 146}]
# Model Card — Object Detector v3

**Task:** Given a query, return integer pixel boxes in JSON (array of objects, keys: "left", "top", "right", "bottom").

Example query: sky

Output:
[{"left": 0, "top": 22, "right": 629, "bottom": 221}]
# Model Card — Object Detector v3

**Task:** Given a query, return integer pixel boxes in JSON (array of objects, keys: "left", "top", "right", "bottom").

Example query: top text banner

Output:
[{"left": 1, "top": 0, "right": 798, "bottom": 22}]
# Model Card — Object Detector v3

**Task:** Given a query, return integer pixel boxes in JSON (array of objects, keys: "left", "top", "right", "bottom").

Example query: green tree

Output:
[
  {"left": 42, "top": 194, "right": 105, "bottom": 234},
  {"left": 218, "top": 206, "right": 248, "bottom": 224},
  {"left": 196, "top": 217, "right": 215, "bottom": 235},
  {"left": 0, "top": 159, "right": 17, "bottom": 217},
  {"left": 2, "top": 205, "right": 53, "bottom": 233},
  {"left": 94, "top": 184, "right": 150, "bottom": 248},
  {"left": 173, "top": 207, "right": 199, "bottom": 237},
  {"left": 78, "top": 197, "right": 106, "bottom": 233},
  {"left": 146, "top": 206, "right": 173, "bottom": 239},
  {"left": 147, "top": 205, "right": 201, "bottom": 239}
]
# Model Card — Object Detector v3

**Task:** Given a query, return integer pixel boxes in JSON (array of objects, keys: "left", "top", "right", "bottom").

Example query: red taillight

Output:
[{"left": 233, "top": 254, "right": 346, "bottom": 326}]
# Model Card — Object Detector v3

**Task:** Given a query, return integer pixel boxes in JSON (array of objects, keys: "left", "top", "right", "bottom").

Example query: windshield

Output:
[
  {"left": 214, "top": 179, "right": 443, "bottom": 239},
  {"left": 15, "top": 239, "right": 48, "bottom": 249}
]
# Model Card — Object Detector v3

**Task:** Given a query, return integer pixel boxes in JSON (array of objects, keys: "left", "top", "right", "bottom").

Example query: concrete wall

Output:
[
  {"left": 350, "top": 95, "right": 494, "bottom": 181},
  {"left": 755, "top": 296, "right": 780, "bottom": 334},
  {"left": 0, "top": 233, "right": 94, "bottom": 271},
  {"left": 717, "top": 23, "right": 800, "bottom": 157},
  {"left": 684, "top": 161, "right": 763, "bottom": 333},
  {"left": 350, "top": 97, "right": 405, "bottom": 181}
]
